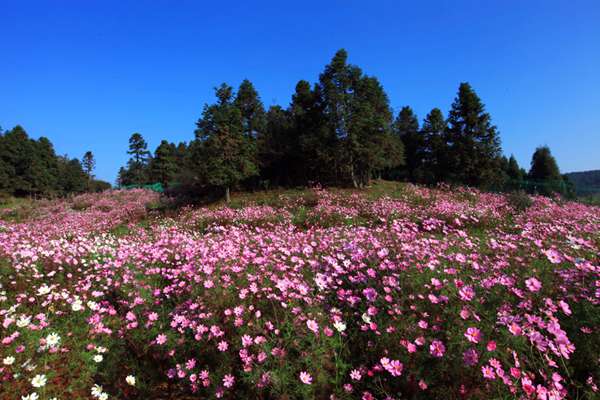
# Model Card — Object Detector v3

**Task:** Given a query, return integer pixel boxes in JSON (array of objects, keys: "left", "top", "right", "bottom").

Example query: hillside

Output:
[
  {"left": 0, "top": 183, "right": 598, "bottom": 399},
  {"left": 566, "top": 169, "right": 600, "bottom": 194}
]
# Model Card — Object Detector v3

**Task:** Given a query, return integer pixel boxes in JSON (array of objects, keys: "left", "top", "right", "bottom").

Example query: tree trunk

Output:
[{"left": 225, "top": 186, "right": 230, "bottom": 203}]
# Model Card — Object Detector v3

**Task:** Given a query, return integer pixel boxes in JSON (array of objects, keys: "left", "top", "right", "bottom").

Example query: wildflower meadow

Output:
[{"left": 0, "top": 184, "right": 598, "bottom": 399}]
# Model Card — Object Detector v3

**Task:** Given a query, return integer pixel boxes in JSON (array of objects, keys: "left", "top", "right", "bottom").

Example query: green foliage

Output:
[
  {"left": 393, "top": 106, "right": 421, "bottom": 181},
  {"left": 148, "top": 140, "right": 177, "bottom": 186},
  {"left": 0, "top": 125, "right": 89, "bottom": 197},
  {"left": 445, "top": 82, "right": 503, "bottom": 188},
  {"left": 192, "top": 83, "right": 259, "bottom": 201}
]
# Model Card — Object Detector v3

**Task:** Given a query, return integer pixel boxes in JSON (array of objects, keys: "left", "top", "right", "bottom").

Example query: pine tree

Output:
[
  {"left": 349, "top": 76, "right": 403, "bottom": 186},
  {"left": 446, "top": 82, "right": 503, "bottom": 187},
  {"left": 394, "top": 106, "right": 421, "bottom": 181},
  {"left": 319, "top": 49, "right": 363, "bottom": 185},
  {"left": 149, "top": 140, "right": 177, "bottom": 186},
  {"left": 528, "top": 146, "right": 564, "bottom": 195},
  {"left": 82, "top": 151, "right": 96, "bottom": 179},
  {"left": 290, "top": 80, "right": 330, "bottom": 185},
  {"left": 257, "top": 105, "right": 294, "bottom": 187},
  {"left": 420, "top": 108, "right": 448, "bottom": 184},
  {"left": 193, "top": 83, "right": 258, "bottom": 202},
  {"left": 234, "top": 79, "right": 266, "bottom": 139},
  {"left": 126, "top": 133, "right": 150, "bottom": 184}
]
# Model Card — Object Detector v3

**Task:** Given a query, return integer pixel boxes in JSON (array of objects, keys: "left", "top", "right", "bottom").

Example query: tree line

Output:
[
  {"left": 117, "top": 49, "right": 572, "bottom": 201},
  {"left": 0, "top": 125, "right": 109, "bottom": 197}
]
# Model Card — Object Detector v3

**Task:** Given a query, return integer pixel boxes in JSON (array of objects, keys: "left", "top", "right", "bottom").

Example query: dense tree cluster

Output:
[
  {"left": 117, "top": 49, "right": 573, "bottom": 201},
  {"left": 0, "top": 125, "right": 109, "bottom": 197}
]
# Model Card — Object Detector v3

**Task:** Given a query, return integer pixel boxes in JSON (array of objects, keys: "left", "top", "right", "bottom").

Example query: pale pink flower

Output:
[{"left": 299, "top": 371, "right": 312, "bottom": 385}]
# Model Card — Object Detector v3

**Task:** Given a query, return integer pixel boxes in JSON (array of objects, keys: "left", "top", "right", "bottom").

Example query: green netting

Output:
[{"left": 121, "top": 183, "right": 164, "bottom": 193}]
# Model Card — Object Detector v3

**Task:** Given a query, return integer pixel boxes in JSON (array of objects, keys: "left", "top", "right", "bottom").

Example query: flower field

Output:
[{"left": 0, "top": 184, "right": 598, "bottom": 399}]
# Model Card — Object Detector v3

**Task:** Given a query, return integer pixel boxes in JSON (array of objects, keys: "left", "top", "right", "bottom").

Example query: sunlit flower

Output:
[
  {"left": 126, "top": 375, "right": 136, "bottom": 386},
  {"left": 333, "top": 320, "right": 347, "bottom": 332},
  {"left": 3, "top": 356, "right": 15, "bottom": 365},
  {"left": 31, "top": 374, "right": 47, "bottom": 388},
  {"left": 46, "top": 332, "right": 61, "bottom": 348},
  {"left": 299, "top": 371, "right": 312, "bottom": 385}
]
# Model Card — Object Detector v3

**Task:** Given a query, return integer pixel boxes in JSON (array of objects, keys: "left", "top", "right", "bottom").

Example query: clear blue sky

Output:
[{"left": 1, "top": 0, "right": 599, "bottom": 183}]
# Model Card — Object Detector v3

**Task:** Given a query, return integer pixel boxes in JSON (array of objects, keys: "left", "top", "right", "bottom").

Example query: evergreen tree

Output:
[
  {"left": 125, "top": 133, "right": 150, "bottom": 184},
  {"left": 29, "top": 137, "right": 60, "bottom": 196},
  {"left": 234, "top": 79, "right": 266, "bottom": 139},
  {"left": 149, "top": 140, "right": 177, "bottom": 186},
  {"left": 58, "top": 156, "right": 87, "bottom": 194},
  {"left": 193, "top": 83, "right": 258, "bottom": 202},
  {"left": 528, "top": 146, "right": 565, "bottom": 195},
  {"left": 420, "top": 108, "right": 448, "bottom": 184},
  {"left": 290, "top": 80, "right": 330, "bottom": 185},
  {"left": 82, "top": 151, "right": 96, "bottom": 179},
  {"left": 348, "top": 76, "right": 403, "bottom": 186},
  {"left": 446, "top": 82, "right": 503, "bottom": 187},
  {"left": 394, "top": 106, "right": 421, "bottom": 181},
  {"left": 319, "top": 49, "right": 362, "bottom": 185},
  {"left": 257, "top": 105, "right": 294, "bottom": 187}
]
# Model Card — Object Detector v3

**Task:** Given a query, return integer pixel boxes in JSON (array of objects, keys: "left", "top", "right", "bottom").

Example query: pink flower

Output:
[
  {"left": 486, "top": 341, "right": 496, "bottom": 351},
  {"left": 482, "top": 366, "right": 496, "bottom": 380},
  {"left": 217, "top": 341, "right": 228, "bottom": 352},
  {"left": 458, "top": 286, "right": 475, "bottom": 301},
  {"left": 525, "top": 277, "right": 542, "bottom": 292},
  {"left": 350, "top": 369, "right": 362, "bottom": 380},
  {"left": 558, "top": 300, "right": 572, "bottom": 315},
  {"left": 299, "top": 371, "right": 312, "bottom": 385},
  {"left": 543, "top": 248, "right": 562, "bottom": 264},
  {"left": 362, "top": 287, "right": 378, "bottom": 302},
  {"left": 155, "top": 333, "right": 167, "bottom": 345},
  {"left": 463, "top": 348, "right": 479, "bottom": 366},
  {"left": 465, "top": 327, "right": 482, "bottom": 343},
  {"left": 429, "top": 339, "right": 445, "bottom": 358},
  {"left": 508, "top": 323, "right": 522, "bottom": 336},
  {"left": 306, "top": 319, "right": 319, "bottom": 334},
  {"left": 222, "top": 374, "right": 235, "bottom": 388}
]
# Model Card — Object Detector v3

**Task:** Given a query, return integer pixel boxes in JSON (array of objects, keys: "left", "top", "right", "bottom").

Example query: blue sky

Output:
[{"left": 1, "top": 0, "right": 599, "bottom": 183}]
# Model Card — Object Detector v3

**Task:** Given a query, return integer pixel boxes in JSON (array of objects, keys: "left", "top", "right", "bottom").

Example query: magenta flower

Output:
[
  {"left": 525, "top": 277, "right": 542, "bottom": 292},
  {"left": 465, "top": 327, "right": 482, "bottom": 343},
  {"left": 482, "top": 366, "right": 496, "bottom": 380},
  {"left": 429, "top": 340, "right": 446, "bottom": 357}
]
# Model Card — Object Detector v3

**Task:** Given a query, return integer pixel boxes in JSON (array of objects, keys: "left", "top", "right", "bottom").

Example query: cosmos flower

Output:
[
  {"left": 31, "top": 374, "right": 47, "bottom": 388},
  {"left": 126, "top": 375, "right": 136, "bottom": 386},
  {"left": 299, "top": 371, "right": 312, "bottom": 385}
]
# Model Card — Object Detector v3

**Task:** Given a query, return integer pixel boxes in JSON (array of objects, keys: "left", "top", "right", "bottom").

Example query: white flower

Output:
[
  {"left": 46, "top": 332, "right": 61, "bottom": 348},
  {"left": 95, "top": 346, "right": 108, "bottom": 354},
  {"left": 21, "top": 394, "right": 39, "bottom": 400},
  {"left": 17, "top": 315, "right": 31, "bottom": 328},
  {"left": 71, "top": 300, "right": 83, "bottom": 311},
  {"left": 91, "top": 384, "right": 103, "bottom": 397},
  {"left": 125, "top": 375, "right": 136, "bottom": 386},
  {"left": 361, "top": 313, "right": 372, "bottom": 324},
  {"left": 93, "top": 354, "right": 103, "bottom": 363},
  {"left": 98, "top": 393, "right": 108, "bottom": 400},
  {"left": 3, "top": 356, "right": 15, "bottom": 365},
  {"left": 31, "top": 374, "right": 47, "bottom": 388},
  {"left": 37, "top": 284, "right": 51, "bottom": 296},
  {"left": 333, "top": 320, "right": 347, "bottom": 332},
  {"left": 87, "top": 301, "right": 99, "bottom": 311}
]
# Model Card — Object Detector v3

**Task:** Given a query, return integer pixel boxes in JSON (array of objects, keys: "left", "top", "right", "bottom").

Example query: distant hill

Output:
[{"left": 565, "top": 170, "right": 600, "bottom": 195}]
